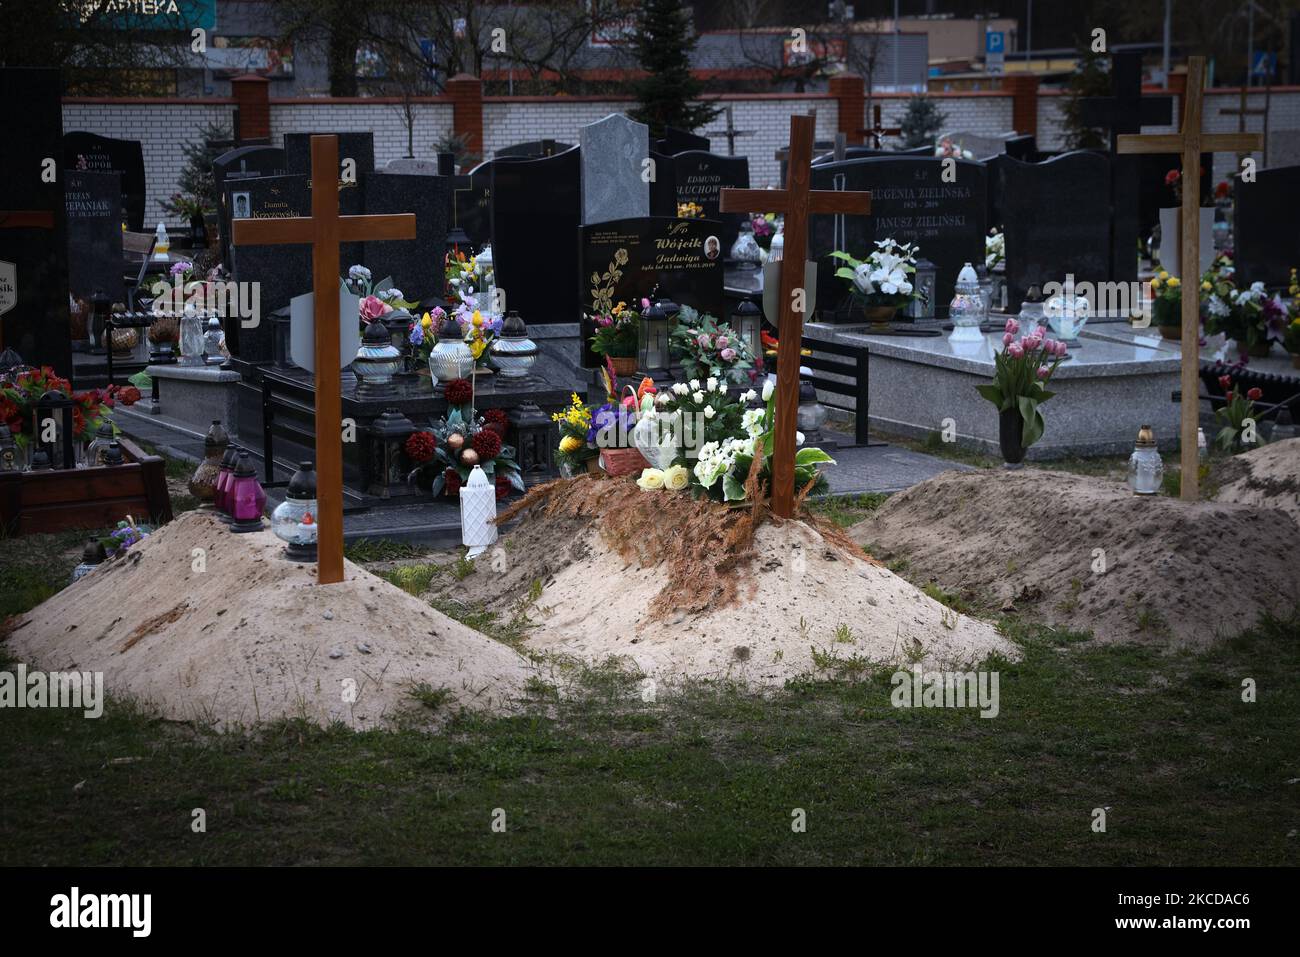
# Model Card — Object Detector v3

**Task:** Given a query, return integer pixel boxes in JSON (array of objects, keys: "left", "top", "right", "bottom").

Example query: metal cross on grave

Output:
[
  {"left": 233, "top": 135, "right": 415, "bottom": 584},
  {"left": 1117, "top": 56, "right": 1261, "bottom": 503},
  {"left": 720, "top": 114, "right": 871, "bottom": 519},
  {"left": 1219, "top": 84, "right": 1270, "bottom": 165},
  {"left": 708, "top": 105, "right": 757, "bottom": 157},
  {"left": 859, "top": 104, "right": 902, "bottom": 149}
]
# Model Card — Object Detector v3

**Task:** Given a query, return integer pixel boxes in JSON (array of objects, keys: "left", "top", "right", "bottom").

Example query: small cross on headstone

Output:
[
  {"left": 1118, "top": 57, "right": 1261, "bottom": 503},
  {"left": 720, "top": 115, "right": 871, "bottom": 519},
  {"left": 233, "top": 135, "right": 415, "bottom": 584}
]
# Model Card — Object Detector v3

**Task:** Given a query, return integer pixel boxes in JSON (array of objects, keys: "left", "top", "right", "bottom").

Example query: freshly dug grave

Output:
[
  {"left": 443, "top": 476, "right": 1015, "bottom": 684},
  {"left": 1213, "top": 438, "right": 1300, "bottom": 526},
  {"left": 850, "top": 467, "right": 1300, "bottom": 647},
  {"left": 4, "top": 511, "right": 535, "bottom": 728}
]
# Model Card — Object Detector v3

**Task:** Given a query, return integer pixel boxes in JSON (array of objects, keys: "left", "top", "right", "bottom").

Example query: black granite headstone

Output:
[
  {"left": 362, "top": 172, "right": 450, "bottom": 301},
  {"left": 213, "top": 145, "right": 286, "bottom": 268},
  {"left": 452, "top": 159, "right": 501, "bottom": 249},
  {"left": 995, "top": 152, "right": 1111, "bottom": 309},
  {"left": 581, "top": 216, "right": 724, "bottom": 317},
  {"left": 2, "top": 69, "right": 71, "bottom": 374},
  {"left": 490, "top": 148, "right": 581, "bottom": 324},
  {"left": 1234, "top": 163, "right": 1300, "bottom": 287},
  {"left": 648, "top": 150, "right": 678, "bottom": 218},
  {"left": 62, "top": 130, "right": 146, "bottom": 232},
  {"left": 284, "top": 131, "right": 373, "bottom": 266},
  {"left": 809, "top": 156, "right": 987, "bottom": 318},
  {"left": 657, "top": 127, "right": 710, "bottom": 155},
  {"left": 496, "top": 139, "right": 572, "bottom": 158},
  {"left": 671, "top": 151, "right": 749, "bottom": 257},
  {"left": 64, "top": 169, "right": 124, "bottom": 305},
  {"left": 226, "top": 174, "right": 310, "bottom": 362}
]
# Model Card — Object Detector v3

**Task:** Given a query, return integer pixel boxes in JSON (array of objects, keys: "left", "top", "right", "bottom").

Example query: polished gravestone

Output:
[
  {"left": 2, "top": 68, "right": 71, "bottom": 374},
  {"left": 213, "top": 145, "right": 286, "bottom": 269},
  {"left": 809, "top": 156, "right": 987, "bottom": 318},
  {"left": 656, "top": 127, "right": 710, "bottom": 155},
  {"left": 65, "top": 170, "right": 124, "bottom": 306},
  {"left": 994, "top": 152, "right": 1111, "bottom": 309},
  {"left": 62, "top": 131, "right": 146, "bottom": 232},
  {"left": 285, "top": 132, "right": 372, "bottom": 266},
  {"left": 362, "top": 171, "right": 450, "bottom": 301},
  {"left": 496, "top": 139, "right": 572, "bottom": 159},
  {"left": 671, "top": 151, "right": 749, "bottom": 257},
  {"left": 1233, "top": 163, "right": 1300, "bottom": 288}
]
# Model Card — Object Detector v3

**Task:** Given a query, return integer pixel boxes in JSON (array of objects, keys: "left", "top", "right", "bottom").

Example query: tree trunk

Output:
[{"left": 328, "top": 16, "right": 359, "bottom": 97}]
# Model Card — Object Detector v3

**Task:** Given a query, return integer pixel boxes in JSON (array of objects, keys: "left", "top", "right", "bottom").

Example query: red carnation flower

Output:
[
  {"left": 1247, "top": 387, "right": 1263, "bottom": 401},
  {"left": 444, "top": 467, "right": 462, "bottom": 498},
  {"left": 445, "top": 378, "right": 473, "bottom": 406},
  {"left": 495, "top": 474, "right": 512, "bottom": 501},
  {"left": 404, "top": 430, "right": 437, "bottom": 463},
  {"left": 471, "top": 427, "right": 502, "bottom": 461}
]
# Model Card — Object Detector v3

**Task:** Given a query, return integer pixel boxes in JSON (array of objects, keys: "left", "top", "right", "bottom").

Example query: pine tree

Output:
[
  {"left": 899, "top": 96, "right": 947, "bottom": 149},
  {"left": 161, "top": 120, "right": 232, "bottom": 217},
  {"left": 1060, "top": 44, "right": 1112, "bottom": 150},
  {"left": 628, "top": 0, "right": 720, "bottom": 139}
]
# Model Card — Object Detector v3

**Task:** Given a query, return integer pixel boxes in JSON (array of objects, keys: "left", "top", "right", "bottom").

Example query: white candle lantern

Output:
[{"left": 459, "top": 465, "right": 498, "bottom": 557}]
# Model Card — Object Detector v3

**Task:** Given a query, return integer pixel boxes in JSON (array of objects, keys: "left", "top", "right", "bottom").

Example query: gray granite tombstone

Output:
[
  {"left": 1234, "top": 163, "right": 1300, "bottom": 287},
  {"left": 384, "top": 158, "right": 440, "bottom": 175},
  {"left": 65, "top": 170, "right": 124, "bottom": 305},
  {"left": 995, "top": 152, "right": 1111, "bottom": 310},
  {"left": 809, "top": 156, "right": 987, "bottom": 319},
  {"left": 580, "top": 113, "right": 650, "bottom": 225},
  {"left": 361, "top": 172, "right": 450, "bottom": 301},
  {"left": 225, "top": 174, "right": 311, "bottom": 362},
  {"left": 62, "top": 131, "right": 146, "bottom": 232}
]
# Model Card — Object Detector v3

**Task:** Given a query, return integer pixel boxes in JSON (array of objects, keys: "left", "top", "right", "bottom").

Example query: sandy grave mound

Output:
[
  {"left": 4, "top": 511, "right": 535, "bottom": 728},
  {"left": 850, "top": 467, "right": 1300, "bottom": 647},
  {"left": 1213, "top": 438, "right": 1300, "bottom": 525},
  {"left": 444, "top": 478, "right": 1015, "bottom": 684}
]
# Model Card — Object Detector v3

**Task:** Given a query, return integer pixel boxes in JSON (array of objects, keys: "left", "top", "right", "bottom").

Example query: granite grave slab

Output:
[{"left": 62, "top": 131, "right": 145, "bottom": 232}]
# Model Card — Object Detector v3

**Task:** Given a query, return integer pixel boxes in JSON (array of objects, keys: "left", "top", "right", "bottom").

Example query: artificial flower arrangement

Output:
[
  {"left": 985, "top": 228, "right": 1005, "bottom": 271},
  {"left": 345, "top": 264, "right": 420, "bottom": 330},
  {"left": 404, "top": 378, "right": 523, "bottom": 500},
  {"left": 677, "top": 201, "right": 704, "bottom": 219},
  {"left": 100, "top": 516, "right": 150, "bottom": 558},
  {"left": 408, "top": 306, "right": 445, "bottom": 367},
  {"left": 831, "top": 239, "right": 924, "bottom": 315},
  {"left": 668, "top": 305, "right": 759, "bottom": 385},
  {"left": 638, "top": 376, "right": 834, "bottom": 503},
  {"left": 552, "top": 392, "right": 598, "bottom": 474},
  {"left": 457, "top": 305, "right": 503, "bottom": 366},
  {"left": 588, "top": 300, "right": 638, "bottom": 361},
  {"left": 0, "top": 366, "right": 140, "bottom": 448},
  {"left": 935, "top": 137, "right": 974, "bottom": 160},
  {"left": 975, "top": 317, "right": 1068, "bottom": 450},
  {"left": 1205, "top": 274, "right": 1285, "bottom": 357},
  {"left": 1213, "top": 375, "right": 1267, "bottom": 453},
  {"left": 551, "top": 361, "right": 650, "bottom": 475},
  {"left": 750, "top": 214, "right": 777, "bottom": 250}
]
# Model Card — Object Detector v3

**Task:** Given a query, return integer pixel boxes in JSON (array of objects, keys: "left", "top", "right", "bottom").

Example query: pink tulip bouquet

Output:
[{"left": 976, "top": 317, "right": 1067, "bottom": 449}]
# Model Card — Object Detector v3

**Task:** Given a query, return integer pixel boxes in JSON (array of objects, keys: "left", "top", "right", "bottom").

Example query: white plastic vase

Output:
[{"left": 459, "top": 466, "right": 497, "bottom": 558}]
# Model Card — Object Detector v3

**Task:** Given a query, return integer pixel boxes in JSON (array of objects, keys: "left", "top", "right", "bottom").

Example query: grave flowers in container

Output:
[
  {"left": 588, "top": 301, "right": 639, "bottom": 376},
  {"left": 830, "top": 239, "right": 923, "bottom": 326},
  {"left": 1206, "top": 279, "right": 1279, "bottom": 358},
  {"left": 408, "top": 306, "right": 445, "bottom": 371},
  {"left": 668, "top": 306, "right": 758, "bottom": 385},
  {"left": 975, "top": 317, "right": 1067, "bottom": 467},
  {"left": 552, "top": 392, "right": 599, "bottom": 475},
  {"left": 1213, "top": 375, "right": 1267, "bottom": 453},
  {"left": 1149, "top": 270, "right": 1182, "bottom": 337},
  {"left": 404, "top": 378, "right": 524, "bottom": 499},
  {"left": 1, "top": 367, "right": 140, "bottom": 456}
]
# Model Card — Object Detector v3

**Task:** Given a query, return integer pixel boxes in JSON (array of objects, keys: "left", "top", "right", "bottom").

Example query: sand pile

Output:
[
  {"left": 850, "top": 467, "right": 1300, "bottom": 647},
  {"left": 446, "top": 495, "right": 1015, "bottom": 684},
  {"left": 1213, "top": 438, "right": 1300, "bottom": 525},
  {"left": 4, "top": 511, "right": 535, "bottom": 727}
]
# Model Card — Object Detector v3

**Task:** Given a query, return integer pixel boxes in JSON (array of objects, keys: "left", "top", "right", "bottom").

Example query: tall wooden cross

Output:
[
  {"left": 860, "top": 104, "right": 902, "bottom": 149},
  {"left": 720, "top": 114, "right": 871, "bottom": 519},
  {"left": 1219, "top": 85, "right": 1269, "bottom": 165},
  {"left": 232, "top": 136, "right": 415, "bottom": 583},
  {"left": 1118, "top": 57, "right": 1261, "bottom": 503}
]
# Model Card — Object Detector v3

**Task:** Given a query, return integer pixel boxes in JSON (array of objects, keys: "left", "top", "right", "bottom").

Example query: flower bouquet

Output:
[
  {"left": 405, "top": 378, "right": 524, "bottom": 499},
  {"left": 1149, "top": 269, "right": 1182, "bottom": 335},
  {"left": 668, "top": 305, "right": 758, "bottom": 385},
  {"left": 935, "top": 137, "right": 974, "bottom": 160},
  {"left": 1, "top": 367, "right": 140, "bottom": 453},
  {"left": 552, "top": 392, "right": 599, "bottom": 475},
  {"left": 407, "top": 306, "right": 445, "bottom": 368},
  {"left": 1206, "top": 279, "right": 1278, "bottom": 358},
  {"left": 975, "top": 317, "right": 1068, "bottom": 464},
  {"left": 588, "top": 301, "right": 638, "bottom": 374},
  {"left": 455, "top": 303, "right": 503, "bottom": 368},
  {"left": 985, "top": 228, "right": 1005, "bottom": 271},
  {"left": 830, "top": 239, "right": 923, "bottom": 324},
  {"left": 1213, "top": 375, "right": 1267, "bottom": 453},
  {"left": 750, "top": 214, "right": 777, "bottom": 250}
]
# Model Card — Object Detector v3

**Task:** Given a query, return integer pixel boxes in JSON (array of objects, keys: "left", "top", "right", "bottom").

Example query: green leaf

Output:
[
  {"left": 828, "top": 251, "right": 861, "bottom": 265},
  {"left": 834, "top": 267, "right": 859, "bottom": 282},
  {"left": 429, "top": 474, "right": 445, "bottom": 498},
  {"left": 723, "top": 473, "right": 747, "bottom": 502},
  {"left": 1017, "top": 395, "right": 1045, "bottom": 448},
  {"left": 795, "top": 447, "right": 835, "bottom": 466},
  {"left": 975, "top": 383, "right": 1006, "bottom": 409}
]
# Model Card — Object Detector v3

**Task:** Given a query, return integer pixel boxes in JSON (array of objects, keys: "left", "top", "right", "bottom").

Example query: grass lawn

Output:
[{"left": 2, "top": 453, "right": 1295, "bottom": 866}]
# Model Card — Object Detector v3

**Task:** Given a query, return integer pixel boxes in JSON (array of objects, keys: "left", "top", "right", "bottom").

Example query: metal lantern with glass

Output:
[
  {"left": 731, "top": 299, "right": 762, "bottom": 364},
  {"left": 271, "top": 461, "right": 318, "bottom": 561},
  {"left": 32, "top": 390, "right": 76, "bottom": 470},
  {"left": 227, "top": 451, "right": 267, "bottom": 533},
  {"left": 353, "top": 319, "right": 404, "bottom": 397},
  {"left": 909, "top": 258, "right": 937, "bottom": 321},
  {"left": 428, "top": 314, "right": 474, "bottom": 385},
  {"left": 366, "top": 408, "right": 416, "bottom": 498},
  {"left": 489, "top": 310, "right": 538, "bottom": 382},
  {"left": 948, "top": 262, "right": 986, "bottom": 342},
  {"left": 637, "top": 301, "right": 671, "bottom": 380}
]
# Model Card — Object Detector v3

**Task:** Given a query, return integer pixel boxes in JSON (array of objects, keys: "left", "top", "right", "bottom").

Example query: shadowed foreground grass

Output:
[{"left": 1, "top": 611, "right": 1295, "bottom": 866}]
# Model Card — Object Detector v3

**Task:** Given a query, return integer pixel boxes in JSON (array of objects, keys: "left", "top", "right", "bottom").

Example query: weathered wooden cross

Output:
[
  {"left": 860, "top": 104, "right": 901, "bottom": 149},
  {"left": 1118, "top": 57, "right": 1261, "bottom": 502},
  {"left": 233, "top": 136, "right": 415, "bottom": 583},
  {"left": 720, "top": 114, "right": 871, "bottom": 519}
]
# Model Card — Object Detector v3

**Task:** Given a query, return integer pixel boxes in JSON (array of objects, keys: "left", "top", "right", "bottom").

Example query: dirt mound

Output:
[
  {"left": 850, "top": 468, "right": 1300, "bottom": 647},
  {"left": 1214, "top": 439, "right": 1300, "bottom": 525},
  {"left": 5, "top": 511, "right": 535, "bottom": 728},
  {"left": 447, "top": 494, "right": 1016, "bottom": 684}
]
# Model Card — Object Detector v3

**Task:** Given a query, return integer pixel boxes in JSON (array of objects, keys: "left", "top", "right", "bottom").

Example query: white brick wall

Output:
[{"left": 269, "top": 100, "right": 455, "bottom": 170}]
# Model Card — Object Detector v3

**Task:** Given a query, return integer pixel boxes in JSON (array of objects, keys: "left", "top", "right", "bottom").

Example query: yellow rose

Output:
[
  {"left": 559, "top": 435, "right": 583, "bottom": 454},
  {"left": 1150, "top": 278, "right": 1161, "bottom": 291},
  {"left": 1158, "top": 271, "right": 1169, "bottom": 280},
  {"left": 1201, "top": 280, "right": 1212, "bottom": 291},
  {"left": 663, "top": 465, "right": 690, "bottom": 491},
  {"left": 1167, "top": 277, "right": 1180, "bottom": 288},
  {"left": 636, "top": 468, "right": 665, "bottom": 491}
]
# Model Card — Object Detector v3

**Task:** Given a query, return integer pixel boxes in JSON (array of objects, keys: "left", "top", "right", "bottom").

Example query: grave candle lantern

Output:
[
  {"left": 429, "top": 315, "right": 474, "bottom": 384},
  {"left": 71, "top": 539, "right": 107, "bottom": 583},
  {"left": 0, "top": 423, "right": 18, "bottom": 471},
  {"left": 731, "top": 299, "right": 762, "bottom": 363},
  {"left": 656, "top": 298, "right": 681, "bottom": 327},
  {"left": 638, "top": 302, "right": 670, "bottom": 377},
  {"left": 32, "top": 390, "right": 76, "bottom": 470},
  {"left": 188, "top": 420, "right": 230, "bottom": 505},
  {"left": 214, "top": 444, "right": 240, "bottom": 521},
  {"left": 476, "top": 244, "right": 498, "bottom": 316},
  {"left": 366, "top": 408, "right": 415, "bottom": 498},
  {"left": 272, "top": 461, "right": 318, "bottom": 561},
  {"left": 228, "top": 451, "right": 267, "bottom": 533},
  {"left": 459, "top": 465, "right": 498, "bottom": 558},
  {"left": 910, "top": 258, "right": 937, "bottom": 320},
  {"left": 797, "top": 378, "right": 828, "bottom": 445},
  {"left": 948, "top": 263, "right": 985, "bottom": 342},
  {"left": 353, "top": 319, "right": 403, "bottom": 397},
  {"left": 489, "top": 310, "right": 538, "bottom": 382},
  {"left": 1127, "top": 425, "right": 1164, "bottom": 496},
  {"left": 509, "top": 401, "right": 556, "bottom": 479}
]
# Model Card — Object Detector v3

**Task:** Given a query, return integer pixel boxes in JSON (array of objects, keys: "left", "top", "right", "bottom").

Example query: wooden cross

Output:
[
  {"left": 1219, "top": 85, "right": 1269, "bottom": 164},
  {"left": 232, "top": 136, "right": 414, "bottom": 584},
  {"left": 1118, "top": 57, "right": 1261, "bottom": 503},
  {"left": 720, "top": 114, "right": 870, "bottom": 519},
  {"left": 859, "top": 104, "right": 901, "bottom": 149}
]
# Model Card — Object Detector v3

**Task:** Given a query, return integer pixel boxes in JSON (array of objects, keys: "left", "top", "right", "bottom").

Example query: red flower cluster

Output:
[
  {"left": 495, "top": 474, "right": 512, "bottom": 500},
  {"left": 482, "top": 407, "right": 509, "bottom": 436},
  {"left": 404, "top": 430, "right": 437, "bottom": 463},
  {"left": 470, "top": 427, "right": 502, "bottom": 461},
  {"left": 0, "top": 396, "right": 20, "bottom": 435},
  {"left": 445, "top": 378, "right": 473, "bottom": 406},
  {"left": 443, "top": 467, "right": 462, "bottom": 497},
  {"left": 1247, "top": 387, "right": 1263, "bottom": 401}
]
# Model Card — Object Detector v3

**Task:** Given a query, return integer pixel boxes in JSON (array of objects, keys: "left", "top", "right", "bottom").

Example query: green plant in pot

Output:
[
  {"left": 831, "top": 239, "right": 923, "bottom": 328},
  {"left": 1148, "top": 269, "right": 1182, "bottom": 338},
  {"left": 976, "top": 317, "right": 1068, "bottom": 467}
]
